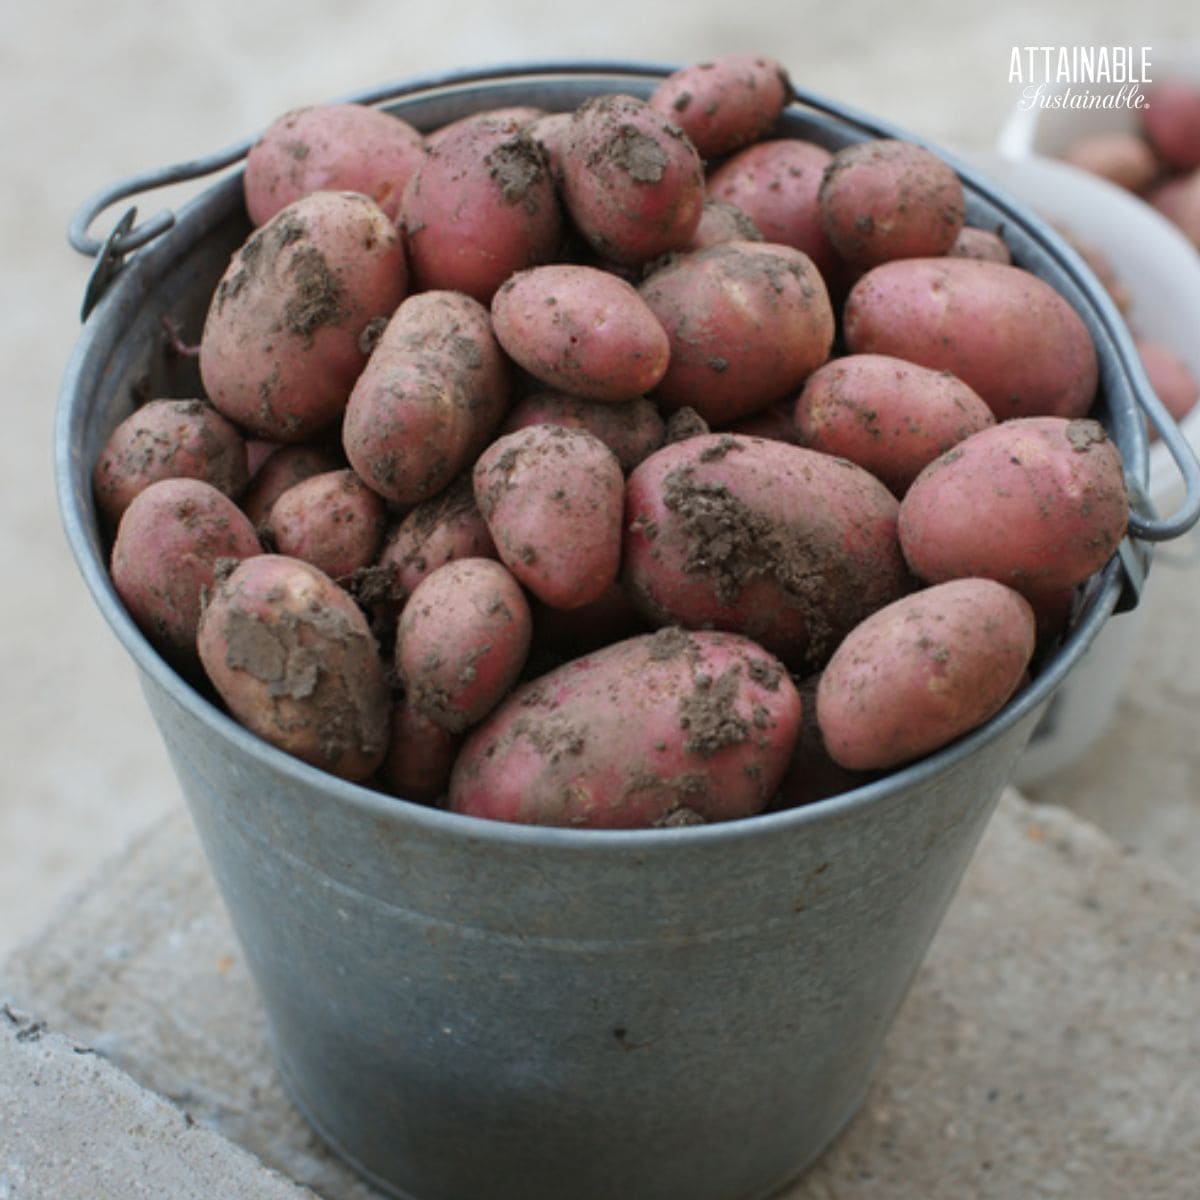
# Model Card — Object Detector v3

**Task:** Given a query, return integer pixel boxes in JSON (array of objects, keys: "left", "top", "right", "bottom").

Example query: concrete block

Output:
[{"left": 0, "top": 1001, "right": 316, "bottom": 1200}]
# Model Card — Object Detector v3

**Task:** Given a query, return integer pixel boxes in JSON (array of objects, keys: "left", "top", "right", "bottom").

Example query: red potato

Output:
[
  {"left": 648, "top": 53, "right": 791, "bottom": 159},
  {"left": 242, "top": 103, "right": 426, "bottom": 226},
  {"left": 1061, "top": 131, "right": 1160, "bottom": 194},
  {"left": 240, "top": 442, "right": 345, "bottom": 528},
  {"left": 395, "top": 557, "right": 532, "bottom": 734},
  {"left": 425, "top": 106, "right": 545, "bottom": 149},
  {"left": 686, "top": 199, "right": 764, "bottom": 249},
  {"left": 816, "top": 578, "right": 1036, "bottom": 771},
  {"left": 793, "top": 354, "right": 996, "bottom": 496},
  {"left": 898, "top": 417, "right": 1129, "bottom": 595},
  {"left": 500, "top": 391, "right": 665, "bottom": 472},
  {"left": 473, "top": 424, "right": 624, "bottom": 610},
  {"left": 200, "top": 191, "right": 407, "bottom": 442},
  {"left": 110, "top": 478, "right": 261, "bottom": 665},
  {"left": 381, "top": 698, "right": 461, "bottom": 803},
  {"left": 265, "top": 468, "right": 388, "bottom": 580},
  {"left": 705, "top": 139, "right": 839, "bottom": 277},
  {"left": 401, "top": 118, "right": 561, "bottom": 304},
  {"left": 93, "top": 398, "right": 248, "bottom": 527},
  {"left": 623, "top": 433, "right": 910, "bottom": 673},
  {"left": 196, "top": 554, "right": 391, "bottom": 782},
  {"left": 558, "top": 93, "right": 705, "bottom": 265},
  {"left": 343, "top": 291, "right": 509, "bottom": 505},
  {"left": 491, "top": 264, "right": 670, "bottom": 402},
  {"left": 378, "top": 475, "right": 497, "bottom": 601},
  {"left": 530, "top": 579, "right": 648, "bottom": 658},
  {"left": 1141, "top": 79, "right": 1200, "bottom": 171},
  {"left": 448, "top": 626, "right": 802, "bottom": 828},
  {"left": 639, "top": 239, "right": 835, "bottom": 425},
  {"left": 818, "top": 138, "right": 966, "bottom": 268},
  {"left": 1148, "top": 169, "right": 1200, "bottom": 248},
  {"left": 1136, "top": 338, "right": 1200, "bottom": 434},
  {"left": 948, "top": 226, "right": 1012, "bottom": 264},
  {"left": 843, "top": 257, "right": 1099, "bottom": 421},
  {"left": 721, "top": 401, "right": 800, "bottom": 444}
]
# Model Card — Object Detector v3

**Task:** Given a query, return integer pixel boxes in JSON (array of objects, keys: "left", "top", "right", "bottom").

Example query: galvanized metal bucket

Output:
[{"left": 58, "top": 62, "right": 1200, "bottom": 1200}]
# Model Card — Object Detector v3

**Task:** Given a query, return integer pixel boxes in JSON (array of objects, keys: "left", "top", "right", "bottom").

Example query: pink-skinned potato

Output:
[
  {"left": 793, "top": 354, "right": 995, "bottom": 495},
  {"left": 816, "top": 578, "right": 1036, "bottom": 771},
  {"left": 843, "top": 257, "right": 1099, "bottom": 421},
  {"left": 500, "top": 391, "right": 665, "bottom": 472},
  {"left": 243, "top": 103, "right": 426, "bottom": 226},
  {"left": 948, "top": 226, "right": 1012, "bottom": 264},
  {"left": 639, "top": 240, "right": 834, "bottom": 425},
  {"left": 818, "top": 138, "right": 965, "bottom": 268},
  {"left": 240, "top": 442, "right": 346, "bottom": 528},
  {"left": 623, "top": 433, "right": 910, "bottom": 673},
  {"left": 395, "top": 557, "right": 532, "bottom": 734},
  {"left": 898, "top": 417, "right": 1129, "bottom": 595},
  {"left": 377, "top": 475, "right": 497, "bottom": 602},
  {"left": 401, "top": 118, "right": 561, "bottom": 303},
  {"left": 111, "top": 478, "right": 261, "bottom": 665},
  {"left": 491, "top": 264, "right": 670, "bottom": 402},
  {"left": 93, "top": 398, "right": 248, "bottom": 527},
  {"left": 448, "top": 626, "right": 802, "bottom": 828},
  {"left": 473, "top": 424, "right": 624, "bottom": 610},
  {"left": 648, "top": 53, "right": 791, "bottom": 160},
  {"left": 706, "top": 139, "right": 838, "bottom": 277},
  {"left": 559, "top": 93, "right": 705, "bottom": 265},
  {"left": 381, "top": 697, "right": 461, "bottom": 803},
  {"left": 196, "top": 554, "right": 391, "bottom": 782},
  {"left": 200, "top": 191, "right": 407, "bottom": 442},
  {"left": 265, "top": 468, "right": 388, "bottom": 581},
  {"left": 343, "top": 291, "right": 509, "bottom": 505}
]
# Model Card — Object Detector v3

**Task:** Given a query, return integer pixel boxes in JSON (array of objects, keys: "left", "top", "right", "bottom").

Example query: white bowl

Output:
[{"left": 957, "top": 148, "right": 1200, "bottom": 785}]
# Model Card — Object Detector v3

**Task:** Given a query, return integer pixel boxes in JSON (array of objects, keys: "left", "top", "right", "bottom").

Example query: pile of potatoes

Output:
[
  {"left": 96, "top": 54, "right": 1131, "bottom": 829},
  {"left": 1055, "top": 75, "right": 1200, "bottom": 427}
]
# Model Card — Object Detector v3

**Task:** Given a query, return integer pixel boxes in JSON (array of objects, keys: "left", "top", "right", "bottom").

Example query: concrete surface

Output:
[
  {"left": 4, "top": 787, "right": 1199, "bottom": 1198},
  {"left": 4, "top": 0, "right": 1200, "bottom": 963},
  {"left": 0, "top": 1003, "right": 318, "bottom": 1200}
]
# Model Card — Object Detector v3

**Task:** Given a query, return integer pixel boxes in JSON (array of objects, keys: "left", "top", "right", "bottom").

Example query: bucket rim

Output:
[{"left": 55, "top": 58, "right": 1132, "bottom": 853}]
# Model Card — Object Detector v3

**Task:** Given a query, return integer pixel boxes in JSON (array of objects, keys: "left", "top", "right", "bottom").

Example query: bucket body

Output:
[{"left": 58, "top": 64, "right": 1143, "bottom": 1200}]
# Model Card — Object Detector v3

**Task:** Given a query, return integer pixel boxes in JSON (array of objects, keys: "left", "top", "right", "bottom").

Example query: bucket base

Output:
[{"left": 270, "top": 1024, "right": 871, "bottom": 1200}]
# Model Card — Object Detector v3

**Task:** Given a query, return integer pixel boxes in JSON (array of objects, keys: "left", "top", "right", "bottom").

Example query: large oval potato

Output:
[
  {"left": 449, "top": 626, "right": 802, "bottom": 828},
  {"left": 816, "top": 578, "right": 1036, "bottom": 770},
  {"left": 199, "top": 191, "right": 407, "bottom": 442},
  {"left": 196, "top": 554, "right": 391, "bottom": 782},
  {"left": 898, "top": 416, "right": 1129, "bottom": 594},
  {"left": 639, "top": 240, "right": 835, "bottom": 425},
  {"left": 623, "top": 433, "right": 910, "bottom": 672},
  {"left": 843, "top": 257, "right": 1099, "bottom": 421}
]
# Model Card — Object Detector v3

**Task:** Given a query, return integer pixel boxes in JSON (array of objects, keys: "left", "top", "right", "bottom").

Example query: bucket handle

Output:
[{"left": 67, "top": 57, "right": 1200, "bottom": 544}]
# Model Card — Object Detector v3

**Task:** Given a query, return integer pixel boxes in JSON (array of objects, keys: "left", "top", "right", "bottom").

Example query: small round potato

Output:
[
  {"left": 196, "top": 554, "right": 391, "bottom": 782},
  {"left": 559, "top": 93, "right": 706, "bottom": 265},
  {"left": 93, "top": 398, "right": 248, "bottom": 527},
  {"left": 395, "top": 557, "right": 532, "bottom": 734},
  {"left": 111, "top": 478, "right": 262, "bottom": 665},
  {"left": 473, "top": 424, "right": 625, "bottom": 610},
  {"left": 818, "top": 138, "right": 966, "bottom": 268},
  {"left": 816, "top": 578, "right": 1036, "bottom": 771},
  {"left": 243, "top": 103, "right": 426, "bottom": 225},
  {"left": 648, "top": 53, "right": 792, "bottom": 159}
]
